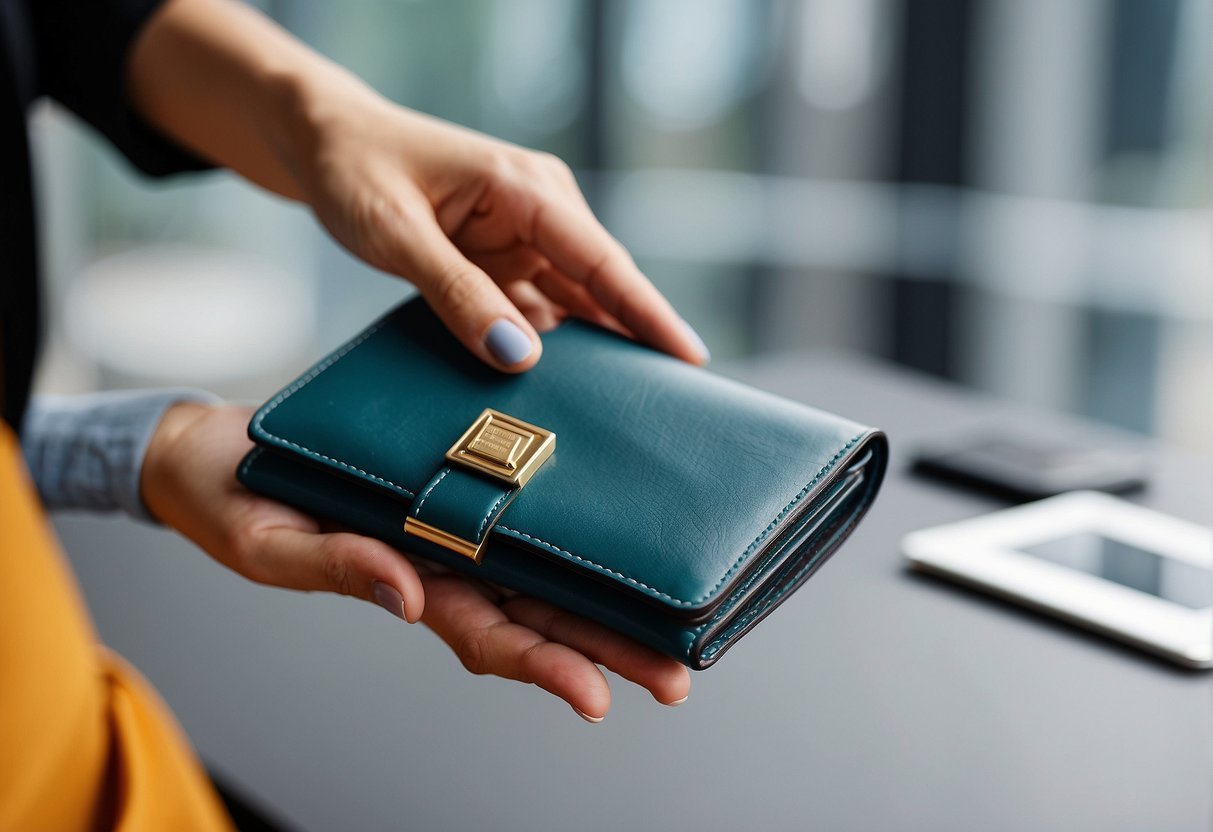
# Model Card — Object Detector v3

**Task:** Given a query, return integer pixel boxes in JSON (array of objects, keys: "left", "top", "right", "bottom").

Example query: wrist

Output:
[
  {"left": 141, "top": 401, "right": 213, "bottom": 523},
  {"left": 127, "top": 0, "right": 387, "bottom": 201},
  {"left": 266, "top": 59, "right": 387, "bottom": 197}
]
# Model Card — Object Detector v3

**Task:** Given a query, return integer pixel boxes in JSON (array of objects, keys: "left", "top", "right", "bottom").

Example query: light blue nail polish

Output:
[
  {"left": 485, "top": 319, "right": 534, "bottom": 366},
  {"left": 682, "top": 319, "right": 711, "bottom": 363}
]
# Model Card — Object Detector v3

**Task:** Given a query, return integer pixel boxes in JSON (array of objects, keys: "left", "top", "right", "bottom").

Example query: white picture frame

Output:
[{"left": 903, "top": 491, "right": 1213, "bottom": 668}]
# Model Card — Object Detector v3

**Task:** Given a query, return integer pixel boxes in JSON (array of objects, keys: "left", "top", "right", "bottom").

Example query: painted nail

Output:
[
  {"left": 372, "top": 581, "right": 407, "bottom": 621},
  {"left": 484, "top": 318, "right": 534, "bottom": 366},
  {"left": 681, "top": 319, "right": 710, "bottom": 363},
  {"left": 573, "top": 707, "right": 605, "bottom": 724},
  {"left": 665, "top": 695, "right": 689, "bottom": 707}
]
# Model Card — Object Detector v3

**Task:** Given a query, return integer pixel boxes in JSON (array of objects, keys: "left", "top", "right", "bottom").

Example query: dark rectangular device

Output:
[{"left": 911, "top": 430, "right": 1150, "bottom": 502}]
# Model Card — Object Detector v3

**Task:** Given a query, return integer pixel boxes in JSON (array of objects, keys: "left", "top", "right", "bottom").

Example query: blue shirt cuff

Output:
[{"left": 21, "top": 388, "right": 222, "bottom": 523}]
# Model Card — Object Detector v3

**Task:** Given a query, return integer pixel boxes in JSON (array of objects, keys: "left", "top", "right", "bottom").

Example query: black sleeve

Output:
[{"left": 30, "top": 0, "right": 212, "bottom": 177}]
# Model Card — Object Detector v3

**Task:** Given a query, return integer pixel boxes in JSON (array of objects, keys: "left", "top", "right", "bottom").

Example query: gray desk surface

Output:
[{"left": 57, "top": 355, "right": 1211, "bottom": 832}]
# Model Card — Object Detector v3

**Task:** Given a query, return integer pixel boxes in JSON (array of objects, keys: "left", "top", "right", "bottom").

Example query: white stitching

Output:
[
  {"left": 411, "top": 467, "right": 449, "bottom": 517},
  {"left": 495, "top": 527, "right": 687, "bottom": 601},
  {"left": 694, "top": 485, "right": 815, "bottom": 628},
  {"left": 237, "top": 447, "right": 263, "bottom": 479},
  {"left": 251, "top": 319, "right": 416, "bottom": 500},
  {"left": 494, "top": 433, "right": 864, "bottom": 607},
  {"left": 414, "top": 467, "right": 513, "bottom": 543},
  {"left": 249, "top": 308, "right": 866, "bottom": 608},
  {"left": 478, "top": 488, "right": 515, "bottom": 541},
  {"left": 699, "top": 487, "right": 871, "bottom": 659},
  {"left": 263, "top": 438, "right": 416, "bottom": 499}
]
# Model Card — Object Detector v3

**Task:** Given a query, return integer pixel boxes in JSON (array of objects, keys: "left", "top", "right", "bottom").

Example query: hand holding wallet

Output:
[{"left": 238, "top": 299, "right": 887, "bottom": 668}]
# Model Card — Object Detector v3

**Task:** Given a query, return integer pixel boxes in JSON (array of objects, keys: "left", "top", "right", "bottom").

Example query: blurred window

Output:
[{"left": 30, "top": 0, "right": 1211, "bottom": 449}]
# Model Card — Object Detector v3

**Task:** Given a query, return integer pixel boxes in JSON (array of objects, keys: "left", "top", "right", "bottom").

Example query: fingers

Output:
[
  {"left": 421, "top": 575, "right": 612, "bottom": 720},
  {"left": 530, "top": 269, "right": 629, "bottom": 335},
  {"left": 468, "top": 247, "right": 563, "bottom": 330},
  {"left": 241, "top": 526, "right": 425, "bottom": 623},
  {"left": 528, "top": 200, "right": 710, "bottom": 365},
  {"left": 501, "top": 280, "right": 565, "bottom": 332},
  {"left": 385, "top": 207, "right": 543, "bottom": 372},
  {"left": 502, "top": 596, "right": 691, "bottom": 707},
  {"left": 471, "top": 247, "right": 632, "bottom": 335}
]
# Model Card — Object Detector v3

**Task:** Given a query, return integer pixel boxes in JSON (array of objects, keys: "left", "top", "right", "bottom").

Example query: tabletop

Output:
[{"left": 57, "top": 354, "right": 1212, "bottom": 832}]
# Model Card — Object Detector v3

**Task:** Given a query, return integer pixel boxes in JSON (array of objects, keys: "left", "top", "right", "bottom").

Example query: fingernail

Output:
[
  {"left": 573, "top": 707, "right": 604, "bottom": 724},
  {"left": 372, "top": 581, "right": 407, "bottom": 621},
  {"left": 681, "top": 319, "right": 710, "bottom": 363},
  {"left": 485, "top": 318, "right": 534, "bottom": 366},
  {"left": 665, "top": 695, "right": 688, "bottom": 707}
]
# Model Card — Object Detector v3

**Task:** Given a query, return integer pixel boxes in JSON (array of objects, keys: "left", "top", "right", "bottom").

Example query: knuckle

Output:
[
  {"left": 516, "top": 641, "right": 545, "bottom": 683},
  {"left": 223, "top": 522, "right": 263, "bottom": 580},
  {"left": 584, "top": 245, "right": 617, "bottom": 287},
  {"left": 537, "top": 607, "right": 566, "bottom": 639},
  {"left": 319, "top": 539, "right": 354, "bottom": 596},
  {"left": 515, "top": 151, "right": 577, "bottom": 193},
  {"left": 220, "top": 522, "right": 247, "bottom": 562},
  {"left": 381, "top": 200, "right": 426, "bottom": 236},
  {"left": 456, "top": 629, "right": 490, "bottom": 675},
  {"left": 536, "top": 151, "right": 574, "bottom": 179},
  {"left": 431, "top": 265, "right": 481, "bottom": 315},
  {"left": 482, "top": 147, "right": 523, "bottom": 184},
  {"left": 355, "top": 198, "right": 420, "bottom": 273}
]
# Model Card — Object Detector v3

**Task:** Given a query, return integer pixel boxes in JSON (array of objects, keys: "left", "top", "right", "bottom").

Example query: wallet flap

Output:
[{"left": 249, "top": 299, "right": 882, "bottom": 615}]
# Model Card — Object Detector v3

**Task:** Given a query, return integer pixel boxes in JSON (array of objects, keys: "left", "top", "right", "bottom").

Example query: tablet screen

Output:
[{"left": 1020, "top": 533, "right": 1213, "bottom": 610}]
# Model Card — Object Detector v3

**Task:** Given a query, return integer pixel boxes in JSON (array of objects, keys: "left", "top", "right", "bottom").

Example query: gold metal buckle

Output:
[
  {"left": 402, "top": 518, "right": 483, "bottom": 562},
  {"left": 444, "top": 408, "right": 555, "bottom": 487},
  {"left": 403, "top": 409, "right": 555, "bottom": 564}
]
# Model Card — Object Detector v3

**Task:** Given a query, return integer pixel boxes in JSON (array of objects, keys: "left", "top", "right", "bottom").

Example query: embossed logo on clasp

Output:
[
  {"left": 467, "top": 422, "right": 531, "bottom": 470},
  {"left": 445, "top": 409, "right": 555, "bottom": 487}
]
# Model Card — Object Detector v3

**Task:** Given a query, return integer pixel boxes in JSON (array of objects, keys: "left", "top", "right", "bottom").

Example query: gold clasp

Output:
[
  {"left": 402, "top": 518, "right": 483, "bottom": 562},
  {"left": 403, "top": 409, "right": 555, "bottom": 563},
  {"left": 445, "top": 408, "right": 555, "bottom": 487}
]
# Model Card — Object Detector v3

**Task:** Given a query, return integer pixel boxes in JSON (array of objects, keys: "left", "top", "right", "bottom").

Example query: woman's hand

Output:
[
  {"left": 129, "top": 0, "right": 697, "bottom": 718},
  {"left": 141, "top": 403, "right": 691, "bottom": 720},
  {"left": 129, "top": 0, "right": 709, "bottom": 373},
  {"left": 417, "top": 569, "right": 689, "bottom": 721},
  {"left": 297, "top": 100, "right": 710, "bottom": 373},
  {"left": 142, "top": 403, "right": 427, "bottom": 624}
]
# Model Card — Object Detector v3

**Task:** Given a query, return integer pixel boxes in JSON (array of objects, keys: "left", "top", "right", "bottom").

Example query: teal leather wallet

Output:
[{"left": 237, "top": 299, "right": 887, "bottom": 668}]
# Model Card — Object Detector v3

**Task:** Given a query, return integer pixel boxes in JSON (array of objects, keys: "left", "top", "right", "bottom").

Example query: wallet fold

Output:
[{"left": 238, "top": 299, "right": 887, "bottom": 668}]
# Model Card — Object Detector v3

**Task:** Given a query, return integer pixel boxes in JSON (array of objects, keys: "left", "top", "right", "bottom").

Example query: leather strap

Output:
[{"left": 409, "top": 464, "right": 517, "bottom": 553}]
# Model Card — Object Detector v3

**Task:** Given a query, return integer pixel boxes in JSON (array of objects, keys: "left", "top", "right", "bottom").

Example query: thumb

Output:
[
  {"left": 390, "top": 212, "right": 542, "bottom": 372},
  {"left": 247, "top": 527, "right": 426, "bottom": 624}
]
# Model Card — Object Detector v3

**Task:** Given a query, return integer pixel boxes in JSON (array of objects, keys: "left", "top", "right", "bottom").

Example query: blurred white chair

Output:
[{"left": 65, "top": 244, "right": 315, "bottom": 399}]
